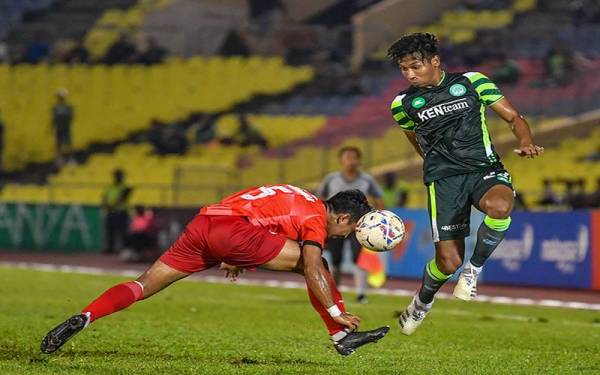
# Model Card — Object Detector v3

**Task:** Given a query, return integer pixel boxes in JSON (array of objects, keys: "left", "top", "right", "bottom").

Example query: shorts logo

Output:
[
  {"left": 441, "top": 224, "right": 468, "bottom": 232},
  {"left": 497, "top": 172, "right": 512, "bottom": 184},
  {"left": 412, "top": 96, "right": 426, "bottom": 108},
  {"left": 449, "top": 83, "right": 467, "bottom": 96},
  {"left": 483, "top": 171, "right": 512, "bottom": 184}
]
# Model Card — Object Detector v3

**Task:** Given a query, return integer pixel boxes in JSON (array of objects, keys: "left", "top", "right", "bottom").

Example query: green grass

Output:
[{"left": 1, "top": 267, "right": 600, "bottom": 374}]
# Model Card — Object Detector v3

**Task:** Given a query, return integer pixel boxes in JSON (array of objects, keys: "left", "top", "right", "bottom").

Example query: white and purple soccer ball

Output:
[{"left": 355, "top": 210, "right": 405, "bottom": 252}]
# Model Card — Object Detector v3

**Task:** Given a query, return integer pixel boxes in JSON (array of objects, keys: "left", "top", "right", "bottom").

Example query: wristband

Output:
[{"left": 327, "top": 305, "right": 342, "bottom": 318}]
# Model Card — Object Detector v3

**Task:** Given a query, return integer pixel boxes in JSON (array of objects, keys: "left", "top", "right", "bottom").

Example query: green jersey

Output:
[{"left": 390, "top": 71, "right": 505, "bottom": 183}]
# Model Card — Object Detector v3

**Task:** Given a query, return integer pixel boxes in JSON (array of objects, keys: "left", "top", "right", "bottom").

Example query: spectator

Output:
[
  {"left": 189, "top": 115, "right": 218, "bottom": 145},
  {"left": 544, "top": 45, "right": 574, "bottom": 86},
  {"left": 492, "top": 53, "right": 521, "bottom": 84},
  {"left": 317, "top": 146, "right": 385, "bottom": 304},
  {"left": 0, "top": 40, "right": 8, "bottom": 63},
  {"left": 64, "top": 40, "right": 90, "bottom": 64},
  {"left": 147, "top": 119, "right": 165, "bottom": 151},
  {"left": 23, "top": 32, "right": 50, "bottom": 63},
  {"left": 569, "top": 179, "right": 588, "bottom": 209},
  {"left": 248, "top": 0, "right": 285, "bottom": 34},
  {"left": 161, "top": 126, "right": 188, "bottom": 155},
  {"left": 219, "top": 30, "right": 251, "bottom": 57},
  {"left": 103, "top": 33, "right": 137, "bottom": 65},
  {"left": 148, "top": 121, "right": 189, "bottom": 155},
  {"left": 52, "top": 89, "right": 74, "bottom": 165},
  {"left": 381, "top": 172, "right": 408, "bottom": 208},
  {"left": 589, "top": 178, "right": 600, "bottom": 208},
  {"left": 102, "top": 169, "right": 132, "bottom": 254},
  {"left": 0, "top": 111, "right": 4, "bottom": 171},
  {"left": 137, "top": 37, "right": 167, "bottom": 65},
  {"left": 123, "top": 206, "right": 159, "bottom": 262},
  {"left": 229, "top": 114, "right": 269, "bottom": 150},
  {"left": 538, "top": 179, "right": 561, "bottom": 206}
]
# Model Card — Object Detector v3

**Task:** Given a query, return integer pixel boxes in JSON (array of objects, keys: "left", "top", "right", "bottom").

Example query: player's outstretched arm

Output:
[
  {"left": 490, "top": 97, "right": 544, "bottom": 159},
  {"left": 302, "top": 244, "right": 361, "bottom": 330}
]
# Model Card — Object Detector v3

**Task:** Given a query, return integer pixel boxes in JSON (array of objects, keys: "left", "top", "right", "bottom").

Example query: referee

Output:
[{"left": 318, "top": 146, "right": 385, "bottom": 303}]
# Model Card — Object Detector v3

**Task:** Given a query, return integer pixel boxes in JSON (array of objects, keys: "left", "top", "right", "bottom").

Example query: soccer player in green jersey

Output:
[{"left": 388, "top": 33, "right": 544, "bottom": 335}]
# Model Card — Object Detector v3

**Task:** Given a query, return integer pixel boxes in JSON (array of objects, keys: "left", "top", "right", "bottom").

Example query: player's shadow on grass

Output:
[
  {"left": 230, "top": 356, "right": 329, "bottom": 366},
  {"left": 28, "top": 349, "right": 193, "bottom": 362}
]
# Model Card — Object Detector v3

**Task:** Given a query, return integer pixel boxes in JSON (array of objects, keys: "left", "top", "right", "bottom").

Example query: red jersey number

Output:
[{"left": 240, "top": 185, "right": 318, "bottom": 203}]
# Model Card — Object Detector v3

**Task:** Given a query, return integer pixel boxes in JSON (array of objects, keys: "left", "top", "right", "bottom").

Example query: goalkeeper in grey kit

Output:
[{"left": 388, "top": 33, "right": 543, "bottom": 335}]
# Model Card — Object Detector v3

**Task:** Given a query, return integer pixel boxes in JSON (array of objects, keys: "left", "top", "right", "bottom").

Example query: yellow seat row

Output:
[
  {"left": 215, "top": 114, "right": 326, "bottom": 148},
  {"left": 503, "top": 128, "right": 600, "bottom": 205},
  {"left": 85, "top": 0, "right": 173, "bottom": 59},
  {"left": 0, "top": 114, "right": 326, "bottom": 207},
  {"left": 383, "top": 0, "right": 537, "bottom": 48},
  {"left": 0, "top": 58, "right": 313, "bottom": 171}
]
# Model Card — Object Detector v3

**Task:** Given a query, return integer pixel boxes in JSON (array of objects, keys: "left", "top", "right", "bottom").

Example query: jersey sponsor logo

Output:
[
  {"left": 540, "top": 225, "right": 588, "bottom": 274},
  {"left": 416, "top": 98, "right": 469, "bottom": 121},
  {"left": 490, "top": 224, "right": 534, "bottom": 271},
  {"left": 449, "top": 83, "right": 467, "bottom": 96},
  {"left": 411, "top": 96, "right": 426, "bottom": 109}
]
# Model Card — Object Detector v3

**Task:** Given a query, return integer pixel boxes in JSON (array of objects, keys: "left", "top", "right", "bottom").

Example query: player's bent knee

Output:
[{"left": 486, "top": 199, "right": 512, "bottom": 219}]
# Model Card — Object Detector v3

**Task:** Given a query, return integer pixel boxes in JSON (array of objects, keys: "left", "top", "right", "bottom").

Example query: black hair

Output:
[
  {"left": 338, "top": 146, "right": 362, "bottom": 159},
  {"left": 387, "top": 32, "right": 440, "bottom": 62},
  {"left": 326, "top": 189, "right": 372, "bottom": 223}
]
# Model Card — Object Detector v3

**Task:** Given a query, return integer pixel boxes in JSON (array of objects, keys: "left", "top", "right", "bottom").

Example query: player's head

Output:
[
  {"left": 338, "top": 146, "right": 362, "bottom": 173},
  {"left": 325, "top": 189, "right": 372, "bottom": 238},
  {"left": 387, "top": 32, "right": 442, "bottom": 87}
]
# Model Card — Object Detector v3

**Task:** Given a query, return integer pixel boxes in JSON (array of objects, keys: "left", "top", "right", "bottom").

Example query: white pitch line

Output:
[
  {"left": 3, "top": 261, "right": 600, "bottom": 312},
  {"left": 439, "top": 308, "right": 600, "bottom": 328}
]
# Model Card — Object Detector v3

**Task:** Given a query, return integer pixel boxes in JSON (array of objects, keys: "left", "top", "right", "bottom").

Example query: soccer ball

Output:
[{"left": 355, "top": 210, "right": 405, "bottom": 252}]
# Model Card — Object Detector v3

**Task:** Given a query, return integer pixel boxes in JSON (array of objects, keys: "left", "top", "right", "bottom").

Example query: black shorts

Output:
[
  {"left": 426, "top": 168, "right": 514, "bottom": 242},
  {"left": 56, "top": 130, "right": 71, "bottom": 147}
]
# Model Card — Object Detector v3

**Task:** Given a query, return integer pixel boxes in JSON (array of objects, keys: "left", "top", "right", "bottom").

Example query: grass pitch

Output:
[{"left": 1, "top": 267, "right": 599, "bottom": 374}]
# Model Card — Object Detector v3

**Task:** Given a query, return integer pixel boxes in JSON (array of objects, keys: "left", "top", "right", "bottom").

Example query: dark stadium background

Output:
[{"left": 1, "top": 0, "right": 599, "bottom": 318}]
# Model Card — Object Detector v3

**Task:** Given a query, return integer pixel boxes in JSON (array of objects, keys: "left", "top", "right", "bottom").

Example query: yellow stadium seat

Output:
[{"left": 0, "top": 58, "right": 313, "bottom": 172}]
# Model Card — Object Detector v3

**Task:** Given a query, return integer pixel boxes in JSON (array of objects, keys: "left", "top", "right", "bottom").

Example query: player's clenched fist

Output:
[{"left": 334, "top": 312, "right": 361, "bottom": 331}]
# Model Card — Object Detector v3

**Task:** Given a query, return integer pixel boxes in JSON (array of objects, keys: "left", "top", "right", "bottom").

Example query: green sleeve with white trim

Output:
[
  {"left": 463, "top": 72, "right": 504, "bottom": 106},
  {"left": 390, "top": 94, "right": 416, "bottom": 131}
]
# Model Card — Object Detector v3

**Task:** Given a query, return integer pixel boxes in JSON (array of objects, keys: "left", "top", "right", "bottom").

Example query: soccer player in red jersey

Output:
[{"left": 41, "top": 185, "right": 389, "bottom": 356}]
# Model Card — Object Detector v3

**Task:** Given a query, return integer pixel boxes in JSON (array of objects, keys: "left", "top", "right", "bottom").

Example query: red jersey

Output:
[{"left": 199, "top": 184, "right": 327, "bottom": 249}]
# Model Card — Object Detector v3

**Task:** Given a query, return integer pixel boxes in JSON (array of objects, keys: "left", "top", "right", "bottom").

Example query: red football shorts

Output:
[{"left": 159, "top": 215, "right": 287, "bottom": 273}]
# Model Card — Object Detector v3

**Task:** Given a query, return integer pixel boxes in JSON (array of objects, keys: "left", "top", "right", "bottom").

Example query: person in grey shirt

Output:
[{"left": 318, "top": 146, "right": 385, "bottom": 303}]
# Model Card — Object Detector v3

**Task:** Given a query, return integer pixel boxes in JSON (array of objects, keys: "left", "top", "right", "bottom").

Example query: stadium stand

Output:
[
  {"left": 503, "top": 127, "right": 600, "bottom": 205},
  {"left": 403, "top": 0, "right": 536, "bottom": 44},
  {"left": 0, "top": 114, "right": 325, "bottom": 206},
  {"left": 1, "top": 0, "right": 598, "bottom": 212},
  {"left": 4, "top": 0, "right": 137, "bottom": 62},
  {"left": 0, "top": 57, "right": 313, "bottom": 171},
  {"left": 0, "top": 0, "right": 55, "bottom": 40},
  {"left": 84, "top": 0, "right": 172, "bottom": 60}
]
